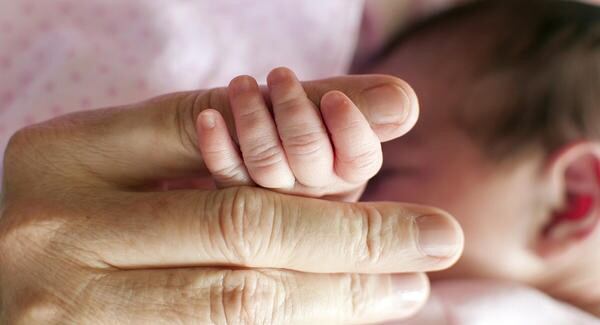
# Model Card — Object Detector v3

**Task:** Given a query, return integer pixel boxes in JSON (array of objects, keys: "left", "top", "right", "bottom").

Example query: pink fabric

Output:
[
  {"left": 2, "top": 2, "right": 598, "bottom": 323},
  {"left": 396, "top": 280, "right": 599, "bottom": 325},
  {"left": 0, "top": 0, "right": 364, "bottom": 181}
]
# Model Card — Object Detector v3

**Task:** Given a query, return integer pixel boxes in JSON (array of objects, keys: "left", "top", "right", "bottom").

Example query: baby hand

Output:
[{"left": 196, "top": 67, "right": 383, "bottom": 201}]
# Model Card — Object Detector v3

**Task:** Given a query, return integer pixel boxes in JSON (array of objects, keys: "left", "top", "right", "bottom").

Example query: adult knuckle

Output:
[
  {"left": 173, "top": 93, "right": 203, "bottom": 159},
  {"left": 10, "top": 293, "right": 66, "bottom": 325},
  {"left": 352, "top": 206, "right": 387, "bottom": 266},
  {"left": 217, "top": 187, "right": 276, "bottom": 264},
  {"left": 4, "top": 128, "right": 28, "bottom": 158},
  {"left": 3, "top": 128, "right": 39, "bottom": 175},
  {"left": 4, "top": 119, "right": 89, "bottom": 188},
  {"left": 5, "top": 125, "right": 40, "bottom": 149},
  {"left": 0, "top": 203, "right": 61, "bottom": 265},
  {"left": 216, "top": 270, "right": 287, "bottom": 324},
  {"left": 243, "top": 141, "right": 285, "bottom": 169},
  {"left": 171, "top": 88, "right": 227, "bottom": 158},
  {"left": 345, "top": 273, "right": 372, "bottom": 318}
]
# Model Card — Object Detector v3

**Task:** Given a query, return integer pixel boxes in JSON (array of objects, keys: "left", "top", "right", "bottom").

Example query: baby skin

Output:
[
  {"left": 196, "top": 62, "right": 600, "bottom": 320},
  {"left": 196, "top": 67, "right": 393, "bottom": 202}
]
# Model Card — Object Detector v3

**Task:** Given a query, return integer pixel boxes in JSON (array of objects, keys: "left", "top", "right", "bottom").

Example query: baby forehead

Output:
[
  {"left": 375, "top": 43, "right": 486, "bottom": 127},
  {"left": 395, "top": 31, "right": 498, "bottom": 85},
  {"left": 374, "top": 42, "right": 517, "bottom": 158}
]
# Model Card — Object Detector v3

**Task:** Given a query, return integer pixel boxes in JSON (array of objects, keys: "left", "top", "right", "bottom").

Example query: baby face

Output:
[
  {"left": 362, "top": 22, "right": 600, "bottom": 318},
  {"left": 361, "top": 34, "right": 551, "bottom": 284},
  {"left": 362, "top": 108, "right": 545, "bottom": 282}
]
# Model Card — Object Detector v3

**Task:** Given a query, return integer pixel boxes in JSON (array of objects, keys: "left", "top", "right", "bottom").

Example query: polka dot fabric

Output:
[{"left": 0, "top": 0, "right": 364, "bottom": 182}]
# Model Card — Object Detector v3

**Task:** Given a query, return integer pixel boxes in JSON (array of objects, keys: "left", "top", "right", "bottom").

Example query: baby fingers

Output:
[
  {"left": 320, "top": 90, "right": 383, "bottom": 184},
  {"left": 267, "top": 67, "right": 335, "bottom": 187},
  {"left": 228, "top": 76, "right": 295, "bottom": 189},
  {"left": 196, "top": 109, "right": 254, "bottom": 188}
]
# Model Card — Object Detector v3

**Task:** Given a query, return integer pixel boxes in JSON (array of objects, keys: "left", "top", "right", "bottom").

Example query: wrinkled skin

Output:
[{"left": 0, "top": 72, "right": 463, "bottom": 324}]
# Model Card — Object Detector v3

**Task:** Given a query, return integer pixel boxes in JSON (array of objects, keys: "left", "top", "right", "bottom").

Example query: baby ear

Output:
[{"left": 537, "top": 142, "right": 600, "bottom": 257}]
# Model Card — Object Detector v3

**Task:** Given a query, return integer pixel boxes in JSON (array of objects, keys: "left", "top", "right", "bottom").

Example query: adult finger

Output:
[
  {"left": 79, "top": 187, "right": 463, "bottom": 273},
  {"left": 301, "top": 74, "right": 419, "bottom": 142},
  {"left": 25, "top": 72, "right": 417, "bottom": 187},
  {"left": 89, "top": 268, "right": 429, "bottom": 324}
]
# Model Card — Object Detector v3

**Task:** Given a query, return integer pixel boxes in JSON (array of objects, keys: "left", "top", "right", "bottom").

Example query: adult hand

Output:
[{"left": 0, "top": 72, "right": 463, "bottom": 324}]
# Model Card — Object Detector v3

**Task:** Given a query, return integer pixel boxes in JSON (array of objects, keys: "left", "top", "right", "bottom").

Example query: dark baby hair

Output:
[{"left": 380, "top": 0, "right": 600, "bottom": 159}]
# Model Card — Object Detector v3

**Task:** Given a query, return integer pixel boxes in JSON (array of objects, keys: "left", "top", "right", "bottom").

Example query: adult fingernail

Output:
[
  {"left": 378, "top": 274, "right": 428, "bottom": 317},
  {"left": 415, "top": 214, "right": 461, "bottom": 258},
  {"left": 361, "top": 84, "right": 409, "bottom": 125},
  {"left": 391, "top": 273, "right": 428, "bottom": 303}
]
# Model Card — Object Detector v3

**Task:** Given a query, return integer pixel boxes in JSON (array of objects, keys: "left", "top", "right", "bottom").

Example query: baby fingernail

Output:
[
  {"left": 267, "top": 67, "right": 295, "bottom": 86},
  {"left": 199, "top": 112, "right": 216, "bottom": 129},
  {"left": 230, "top": 75, "right": 256, "bottom": 94},
  {"left": 415, "top": 214, "right": 462, "bottom": 258},
  {"left": 323, "top": 91, "right": 348, "bottom": 106},
  {"left": 362, "top": 84, "right": 410, "bottom": 125}
]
